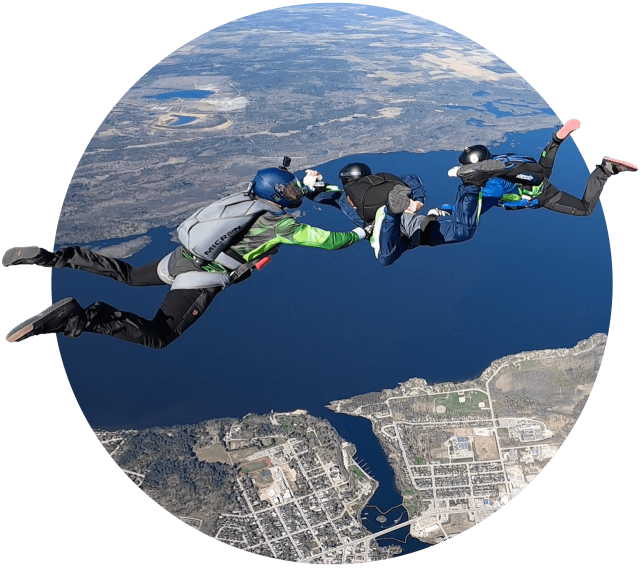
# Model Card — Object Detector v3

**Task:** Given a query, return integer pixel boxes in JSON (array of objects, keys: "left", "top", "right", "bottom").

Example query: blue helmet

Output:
[{"left": 251, "top": 168, "right": 304, "bottom": 208}]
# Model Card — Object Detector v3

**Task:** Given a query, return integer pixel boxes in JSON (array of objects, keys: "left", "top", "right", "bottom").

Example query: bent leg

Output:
[
  {"left": 47, "top": 246, "right": 165, "bottom": 286},
  {"left": 420, "top": 184, "right": 491, "bottom": 247},
  {"left": 79, "top": 287, "right": 221, "bottom": 349},
  {"left": 376, "top": 210, "right": 409, "bottom": 266},
  {"left": 401, "top": 212, "right": 425, "bottom": 250},
  {"left": 538, "top": 135, "right": 562, "bottom": 178},
  {"left": 538, "top": 166, "right": 610, "bottom": 216},
  {"left": 538, "top": 120, "right": 580, "bottom": 177}
]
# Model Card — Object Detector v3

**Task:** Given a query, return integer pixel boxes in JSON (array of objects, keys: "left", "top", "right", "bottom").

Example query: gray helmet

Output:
[
  {"left": 338, "top": 162, "right": 372, "bottom": 186},
  {"left": 458, "top": 145, "right": 492, "bottom": 165}
]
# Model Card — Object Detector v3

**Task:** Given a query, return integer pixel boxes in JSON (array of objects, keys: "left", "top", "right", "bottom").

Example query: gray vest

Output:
[
  {"left": 158, "top": 192, "right": 281, "bottom": 291},
  {"left": 177, "top": 191, "right": 280, "bottom": 269}
]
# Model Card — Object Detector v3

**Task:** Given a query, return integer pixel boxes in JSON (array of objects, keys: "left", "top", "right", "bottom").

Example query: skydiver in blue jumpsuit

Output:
[{"left": 303, "top": 163, "right": 502, "bottom": 266}]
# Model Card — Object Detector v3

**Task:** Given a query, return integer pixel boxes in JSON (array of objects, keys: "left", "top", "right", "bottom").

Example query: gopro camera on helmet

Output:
[{"left": 279, "top": 156, "right": 291, "bottom": 171}]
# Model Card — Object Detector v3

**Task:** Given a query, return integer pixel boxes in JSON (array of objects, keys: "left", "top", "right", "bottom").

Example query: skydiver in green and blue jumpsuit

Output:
[{"left": 449, "top": 119, "right": 637, "bottom": 215}]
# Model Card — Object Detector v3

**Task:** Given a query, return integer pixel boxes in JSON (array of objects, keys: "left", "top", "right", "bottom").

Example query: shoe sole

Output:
[
  {"left": 603, "top": 157, "right": 638, "bottom": 172},
  {"left": 387, "top": 185, "right": 411, "bottom": 215},
  {"left": 556, "top": 119, "right": 581, "bottom": 140},
  {"left": 2, "top": 246, "right": 41, "bottom": 267},
  {"left": 6, "top": 297, "right": 77, "bottom": 343}
]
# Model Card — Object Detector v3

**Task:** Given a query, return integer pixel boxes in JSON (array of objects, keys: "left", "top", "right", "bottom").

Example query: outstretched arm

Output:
[
  {"left": 449, "top": 159, "right": 508, "bottom": 187},
  {"left": 305, "top": 185, "right": 343, "bottom": 208},
  {"left": 303, "top": 169, "right": 342, "bottom": 209},
  {"left": 302, "top": 170, "right": 366, "bottom": 229},
  {"left": 287, "top": 221, "right": 365, "bottom": 250},
  {"left": 243, "top": 216, "right": 364, "bottom": 262}
]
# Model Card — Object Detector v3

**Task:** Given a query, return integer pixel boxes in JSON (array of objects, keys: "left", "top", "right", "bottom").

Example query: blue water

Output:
[
  {"left": 325, "top": 412, "right": 429, "bottom": 555},
  {"left": 444, "top": 104, "right": 474, "bottom": 111},
  {"left": 445, "top": 102, "right": 554, "bottom": 118},
  {"left": 445, "top": 103, "right": 505, "bottom": 116},
  {"left": 143, "top": 90, "right": 212, "bottom": 100},
  {"left": 495, "top": 99, "right": 557, "bottom": 116},
  {"left": 170, "top": 115, "right": 197, "bottom": 126},
  {"left": 53, "top": 127, "right": 611, "bottom": 555}
]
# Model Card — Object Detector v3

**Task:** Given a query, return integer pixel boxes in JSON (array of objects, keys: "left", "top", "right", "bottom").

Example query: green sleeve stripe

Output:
[
  {"left": 243, "top": 217, "right": 358, "bottom": 261},
  {"left": 293, "top": 224, "right": 332, "bottom": 245},
  {"left": 500, "top": 193, "right": 523, "bottom": 202},
  {"left": 291, "top": 224, "right": 358, "bottom": 250},
  {"left": 243, "top": 238, "right": 284, "bottom": 262}
]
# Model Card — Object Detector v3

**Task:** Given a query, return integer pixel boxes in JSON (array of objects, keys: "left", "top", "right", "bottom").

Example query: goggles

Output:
[{"left": 275, "top": 178, "right": 305, "bottom": 203}]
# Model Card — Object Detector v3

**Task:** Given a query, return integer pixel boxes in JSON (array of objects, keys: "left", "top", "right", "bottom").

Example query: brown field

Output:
[
  {"left": 442, "top": 512, "right": 476, "bottom": 534},
  {"left": 229, "top": 446, "right": 261, "bottom": 464},
  {"left": 455, "top": 428, "right": 473, "bottom": 437},
  {"left": 548, "top": 415, "right": 571, "bottom": 430},
  {"left": 474, "top": 436, "right": 499, "bottom": 461},
  {"left": 195, "top": 443, "right": 232, "bottom": 464}
]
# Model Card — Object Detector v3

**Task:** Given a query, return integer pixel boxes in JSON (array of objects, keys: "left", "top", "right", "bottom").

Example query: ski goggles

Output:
[{"left": 275, "top": 178, "right": 305, "bottom": 203}]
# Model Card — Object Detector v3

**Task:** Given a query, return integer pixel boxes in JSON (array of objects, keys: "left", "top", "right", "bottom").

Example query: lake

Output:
[{"left": 143, "top": 89, "right": 212, "bottom": 100}]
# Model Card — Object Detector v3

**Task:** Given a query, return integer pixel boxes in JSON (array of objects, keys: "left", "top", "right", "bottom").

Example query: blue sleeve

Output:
[
  {"left": 482, "top": 177, "right": 518, "bottom": 199},
  {"left": 338, "top": 192, "right": 365, "bottom": 228},
  {"left": 503, "top": 198, "right": 539, "bottom": 210},
  {"left": 305, "top": 188, "right": 343, "bottom": 210},
  {"left": 305, "top": 186, "right": 364, "bottom": 228}
]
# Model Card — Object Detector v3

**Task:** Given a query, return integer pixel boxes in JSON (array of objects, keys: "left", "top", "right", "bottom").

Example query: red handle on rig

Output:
[{"left": 255, "top": 256, "right": 271, "bottom": 270}]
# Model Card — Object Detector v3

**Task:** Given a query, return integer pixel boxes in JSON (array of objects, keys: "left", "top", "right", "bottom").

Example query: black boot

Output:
[
  {"left": 6, "top": 297, "right": 84, "bottom": 342},
  {"left": 2, "top": 247, "right": 58, "bottom": 267}
]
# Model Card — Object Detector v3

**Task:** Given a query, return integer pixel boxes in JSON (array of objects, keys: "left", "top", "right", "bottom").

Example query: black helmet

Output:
[
  {"left": 338, "top": 162, "right": 372, "bottom": 186},
  {"left": 458, "top": 145, "right": 492, "bottom": 165}
]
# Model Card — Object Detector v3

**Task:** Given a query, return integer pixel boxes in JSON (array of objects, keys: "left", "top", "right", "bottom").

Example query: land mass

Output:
[
  {"left": 328, "top": 333, "right": 605, "bottom": 544},
  {"left": 95, "top": 334, "right": 604, "bottom": 561},
  {"left": 59, "top": 5, "right": 558, "bottom": 246},
  {"left": 96, "top": 410, "right": 397, "bottom": 563}
]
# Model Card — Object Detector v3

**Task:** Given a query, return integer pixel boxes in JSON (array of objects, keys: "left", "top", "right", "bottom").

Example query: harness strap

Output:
[
  {"left": 182, "top": 245, "right": 246, "bottom": 270},
  {"left": 181, "top": 247, "right": 271, "bottom": 282},
  {"left": 229, "top": 255, "right": 271, "bottom": 282},
  {"left": 216, "top": 249, "right": 245, "bottom": 270}
]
